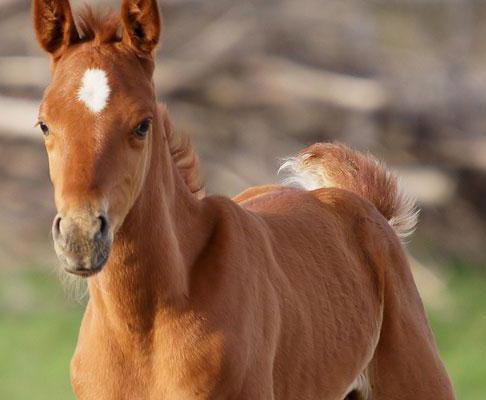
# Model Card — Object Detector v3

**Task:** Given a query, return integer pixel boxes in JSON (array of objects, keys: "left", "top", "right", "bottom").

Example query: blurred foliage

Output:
[{"left": 0, "top": 267, "right": 485, "bottom": 399}]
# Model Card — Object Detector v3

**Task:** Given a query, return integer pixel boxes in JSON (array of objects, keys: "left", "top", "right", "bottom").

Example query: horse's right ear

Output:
[{"left": 33, "top": 0, "right": 79, "bottom": 56}]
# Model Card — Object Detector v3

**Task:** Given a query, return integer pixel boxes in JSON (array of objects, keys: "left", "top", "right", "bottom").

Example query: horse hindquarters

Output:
[
  {"left": 367, "top": 251, "right": 455, "bottom": 399},
  {"left": 369, "top": 318, "right": 455, "bottom": 399}
]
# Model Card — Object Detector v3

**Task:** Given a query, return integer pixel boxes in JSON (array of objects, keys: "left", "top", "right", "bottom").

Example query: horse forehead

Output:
[
  {"left": 43, "top": 48, "right": 152, "bottom": 121},
  {"left": 77, "top": 68, "right": 112, "bottom": 114}
]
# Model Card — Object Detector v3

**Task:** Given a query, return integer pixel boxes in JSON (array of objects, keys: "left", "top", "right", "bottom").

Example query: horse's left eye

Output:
[{"left": 134, "top": 119, "right": 152, "bottom": 138}]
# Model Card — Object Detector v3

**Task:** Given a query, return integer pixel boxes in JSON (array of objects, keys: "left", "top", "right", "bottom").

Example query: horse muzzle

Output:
[{"left": 52, "top": 211, "right": 112, "bottom": 277}]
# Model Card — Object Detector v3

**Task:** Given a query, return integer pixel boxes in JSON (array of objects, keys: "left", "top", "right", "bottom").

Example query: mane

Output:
[
  {"left": 160, "top": 106, "right": 205, "bottom": 199},
  {"left": 75, "top": 6, "right": 122, "bottom": 44}
]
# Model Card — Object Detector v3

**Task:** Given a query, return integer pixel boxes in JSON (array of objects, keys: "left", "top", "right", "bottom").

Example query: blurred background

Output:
[{"left": 0, "top": 0, "right": 485, "bottom": 398}]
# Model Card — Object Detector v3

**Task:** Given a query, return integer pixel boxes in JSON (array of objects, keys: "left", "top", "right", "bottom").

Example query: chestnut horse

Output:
[{"left": 33, "top": 0, "right": 454, "bottom": 399}]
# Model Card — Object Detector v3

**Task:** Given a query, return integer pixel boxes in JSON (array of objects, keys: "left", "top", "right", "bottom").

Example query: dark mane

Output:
[{"left": 76, "top": 6, "right": 122, "bottom": 44}]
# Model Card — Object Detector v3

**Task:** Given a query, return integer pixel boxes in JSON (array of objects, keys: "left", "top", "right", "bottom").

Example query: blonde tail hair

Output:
[{"left": 280, "top": 143, "right": 418, "bottom": 239}]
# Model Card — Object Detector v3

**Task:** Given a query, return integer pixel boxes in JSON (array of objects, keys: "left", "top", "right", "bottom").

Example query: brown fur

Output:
[
  {"left": 163, "top": 106, "right": 205, "bottom": 199},
  {"left": 76, "top": 7, "right": 121, "bottom": 44},
  {"left": 33, "top": 1, "right": 455, "bottom": 399},
  {"left": 280, "top": 143, "right": 419, "bottom": 239}
]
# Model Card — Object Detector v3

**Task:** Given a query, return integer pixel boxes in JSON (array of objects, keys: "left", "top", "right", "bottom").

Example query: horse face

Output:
[{"left": 33, "top": 0, "right": 161, "bottom": 276}]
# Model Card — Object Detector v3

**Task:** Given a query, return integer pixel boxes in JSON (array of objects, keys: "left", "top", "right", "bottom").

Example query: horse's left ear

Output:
[
  {"left": 32, "top": 0, "right": 79, "bottom": 56},
  {"left": 121, "top": 0, "right": 161, "bottom": 54}
]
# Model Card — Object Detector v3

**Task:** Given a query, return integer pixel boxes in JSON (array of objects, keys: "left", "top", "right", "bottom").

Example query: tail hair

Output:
[{"left": 279, "top": 143, "right": 418, "bottom": 239}]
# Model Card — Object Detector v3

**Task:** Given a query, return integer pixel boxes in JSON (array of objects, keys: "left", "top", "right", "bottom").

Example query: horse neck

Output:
[{"left": 88, "top": 110, "right": 213, "bottom": 332}]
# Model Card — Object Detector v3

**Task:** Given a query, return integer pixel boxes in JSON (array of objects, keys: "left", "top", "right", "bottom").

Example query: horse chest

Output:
[{"left": 71, "top": 318, "right": 230, "bottom": 400}]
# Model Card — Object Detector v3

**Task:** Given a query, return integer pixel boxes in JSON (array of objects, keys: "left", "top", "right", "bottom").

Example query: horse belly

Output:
[{"left": 271, "top": 259, "right": 382, "bottom": 399}]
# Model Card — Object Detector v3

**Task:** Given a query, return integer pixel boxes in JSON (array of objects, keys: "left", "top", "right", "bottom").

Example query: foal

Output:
[{"left": 33, "top": 0, "right": 455, "bottom": 399}]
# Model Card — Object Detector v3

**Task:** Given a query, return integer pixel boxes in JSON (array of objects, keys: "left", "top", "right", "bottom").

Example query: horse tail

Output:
[{"left": 280, "top": 142, "right": 418, "bottom": 239}]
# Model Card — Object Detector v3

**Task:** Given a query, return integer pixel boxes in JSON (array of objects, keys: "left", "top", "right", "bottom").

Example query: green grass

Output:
[
  {"left": 0, "top": 269, "right": 82, "bottom": 400},
  {"left": 427, "top": 266, "right": 486, "bottom": 400},
  {"left": 0, "top": 266, "right": 485, "bottom": 399}
]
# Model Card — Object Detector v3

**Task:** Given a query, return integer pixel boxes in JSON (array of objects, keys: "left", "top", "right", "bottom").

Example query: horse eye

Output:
[
  {"left": 133, "top": 119, "right": 152, "bottom": 138},
  {"left": 38, "top": 121, "right": 49, "bottom": 136}
]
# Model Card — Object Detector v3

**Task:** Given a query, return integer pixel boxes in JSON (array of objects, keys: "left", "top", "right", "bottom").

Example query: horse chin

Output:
[
  {"left": 57, "top": 247, "right": 111, "bottom": 278},
  {"left": 63, "top": 266, "right": 101, "bottom": 278}
]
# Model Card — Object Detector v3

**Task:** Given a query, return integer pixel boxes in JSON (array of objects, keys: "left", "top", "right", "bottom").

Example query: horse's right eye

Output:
[{"left": 38, "top": 122, "right": 50, "bottom": 136}]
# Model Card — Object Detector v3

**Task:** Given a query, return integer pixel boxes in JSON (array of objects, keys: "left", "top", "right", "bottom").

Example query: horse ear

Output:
[
  {"left": 33, "top": 0, "right": 78, "bottom": 56},
  {"left": 121, "top": 0, "right": 161, "bottom": 54}
]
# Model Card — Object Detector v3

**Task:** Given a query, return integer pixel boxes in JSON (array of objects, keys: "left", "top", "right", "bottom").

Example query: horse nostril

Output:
[
  {"left": 96, "top": 215, "right": 109, "bottom": 240},
  {"left": 53, "top": 215, "right": 62, "bottom": 238}
]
